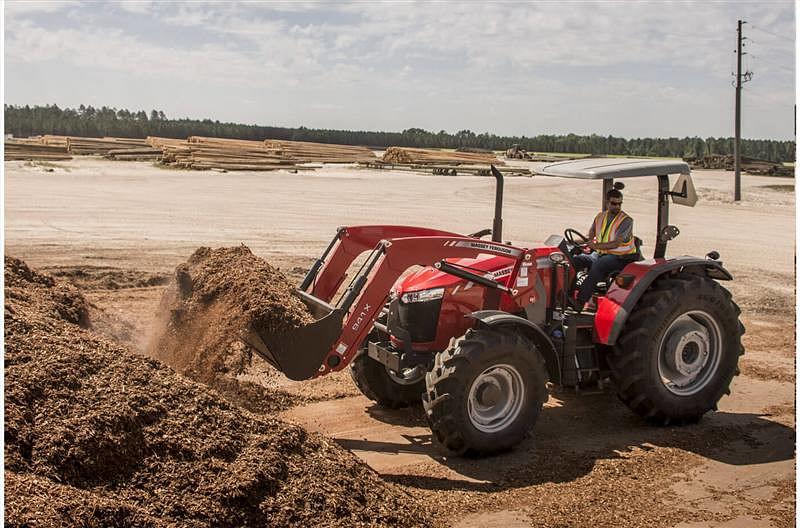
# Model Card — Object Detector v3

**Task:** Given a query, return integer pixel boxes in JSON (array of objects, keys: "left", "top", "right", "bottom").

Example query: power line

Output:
[
  {"left": 749, "top": 25, "right": 794, "bottom": 43},
  {"left": 749, "top": 55, "right": 794, "bottom": 74}
]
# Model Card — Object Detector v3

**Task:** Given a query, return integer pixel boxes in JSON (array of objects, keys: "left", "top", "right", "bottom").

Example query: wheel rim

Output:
[
  {"left": 467, "top": 364, "right": 525, "bottom": 433},
  {"left": 657, "top": 310, "right": 722, "bottom": 396},
  {"left": 385, "top": 365, "right": 424, "bottom": 386}
]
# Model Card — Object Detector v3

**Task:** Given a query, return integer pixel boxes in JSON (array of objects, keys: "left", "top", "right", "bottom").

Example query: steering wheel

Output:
[
  {"left": 563, "top": 228, "right": 590, "bottom": 257},
  {"left": 564, "top": 228, "right": 589, "bottom": 246}
]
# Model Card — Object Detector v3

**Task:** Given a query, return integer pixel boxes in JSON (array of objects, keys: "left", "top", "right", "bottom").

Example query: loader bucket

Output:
[{"left": 244, "top": 291, "right": 345, "bottom": 381}]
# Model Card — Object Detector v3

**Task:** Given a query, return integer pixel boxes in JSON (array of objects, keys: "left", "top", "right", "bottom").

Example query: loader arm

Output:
[
  {"left": 302, "top": 225, "right": 466, "bottom": 302},
  {"left": 246, "top": 235, "right": 532, "bottom": 380}
]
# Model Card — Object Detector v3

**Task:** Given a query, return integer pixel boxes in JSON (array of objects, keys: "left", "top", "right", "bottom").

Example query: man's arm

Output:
[{"left": 588, "top": 217, "right": 632, "bottom": 251}]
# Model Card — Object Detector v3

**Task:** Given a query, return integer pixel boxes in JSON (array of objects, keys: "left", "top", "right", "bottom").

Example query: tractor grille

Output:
[{"left": 387, "top": 297, "right": 441, "bottom": 343}]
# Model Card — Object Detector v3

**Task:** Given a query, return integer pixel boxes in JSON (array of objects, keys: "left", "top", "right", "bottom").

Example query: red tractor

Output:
[{"left": 246, "top": 158, "right": 744, "bottom": 455}]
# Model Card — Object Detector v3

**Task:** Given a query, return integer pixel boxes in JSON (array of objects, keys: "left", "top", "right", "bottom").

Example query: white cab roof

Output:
[{"left": 536, "top": 158, "right": 690, "bottom": 179}]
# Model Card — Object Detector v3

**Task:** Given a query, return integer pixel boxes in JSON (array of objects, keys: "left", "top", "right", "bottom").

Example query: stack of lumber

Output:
[
  {"left": 527, "top": 154, "right": 587, "bottom": 162},
  {"left": 382, "top": 147, "right": 503, "bottom": 166},
  {"left": 147, "top": 136, "right": 300, "bottom": 171},
  {"left": 66, "top": 137, "right": 148, "bottom": 155},
  {"left": 5, "top": 139, "right": 72, "bottom": 161},
  {"left": 263, "top": 139, "right": 376, "bottom": 163},
  {"left": 37, "top": 135, "right": 147, "bottom": 154},
  {"left": 146, "top": 136, "right": 187, "bottom": 150},
  {"left": 686, "top": 155, "right": 793, "bottom": 177},
  {"left": 39, "top": 135, "right": 69, "bottom": 148},
  {"left": 360, "top": 160, "right": 529, "bottom": 177},
  {"left": 105, "top": 147, "right": 162, "bottom": 161}
]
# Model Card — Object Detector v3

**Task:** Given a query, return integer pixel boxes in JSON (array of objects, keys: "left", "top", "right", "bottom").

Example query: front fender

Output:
[
  {"left": 595, "top": 256, "right": 733, "bottom": 346},
  {"left": 467, "top": 310, "right": 561, "bottom": 384}
]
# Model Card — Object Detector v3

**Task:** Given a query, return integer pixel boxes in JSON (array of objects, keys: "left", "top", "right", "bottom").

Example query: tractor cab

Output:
[
  {"left": 534, "top": 157, "right": 700, "bottom": 312},
  {"left": 537, "top": 156, "right": 698, "bottom": 260}
]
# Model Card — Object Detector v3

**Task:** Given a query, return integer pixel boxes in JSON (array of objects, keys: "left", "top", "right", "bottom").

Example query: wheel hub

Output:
[
  {"left": 385, "top": 365, "right": 425, "bottom": 386},
  {"left": 467, "top": 364, "right": 525, "bottom": 433},
  {"left": 666, "top": 326, "right": 710, "bottom": 376},
  {"left": 476, "top": 381, "right": 501, "bottom": 407},
  {"left": 658, "top": 311, "right": 722, "bottom": 396}
]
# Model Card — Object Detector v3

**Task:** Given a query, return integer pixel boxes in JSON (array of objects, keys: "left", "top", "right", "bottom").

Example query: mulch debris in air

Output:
[
  {"left": 43, "top": 265, "right": 169, "bottom": 290},
  {"left": 4, "top": 256, "right": 432, "bottom": 527},
  {"left": 147, "top": 245, "right": 316, "bottom": 413}
]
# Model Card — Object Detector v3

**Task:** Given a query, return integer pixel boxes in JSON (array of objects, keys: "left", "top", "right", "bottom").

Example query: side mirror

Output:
[
  {"left": 659, "top": 225, "right": 680, "bottom": 242},
  {"left": 670, "top": 173, "right": 698, "bottom": 207}
]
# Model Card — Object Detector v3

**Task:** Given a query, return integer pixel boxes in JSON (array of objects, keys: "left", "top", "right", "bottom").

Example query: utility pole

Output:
[{"left": 733, "top": 19, "right": 753, "bottom": 202}]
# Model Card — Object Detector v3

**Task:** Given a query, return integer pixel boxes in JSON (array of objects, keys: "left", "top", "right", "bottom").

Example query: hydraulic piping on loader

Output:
[
  {"left": 244, "top": 166, "right": 510, "bottom": 381},
  {"left": 245, "top": 243, "right": 387, "bottom": 381}
]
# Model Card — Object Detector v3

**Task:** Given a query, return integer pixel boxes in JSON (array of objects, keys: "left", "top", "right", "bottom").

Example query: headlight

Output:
[{"left": 401, "top": 287, "right": 445, "bottom": 304}]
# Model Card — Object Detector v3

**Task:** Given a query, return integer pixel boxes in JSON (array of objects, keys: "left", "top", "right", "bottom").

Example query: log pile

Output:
[
  {"left": 360, "top": 160, "right": 529, "bottom": 177},
  {"left": 38, "top": 135, "right": 69, "bottom": 148},
  {"left": 36, "top": 135, "right": 148, "bottom": 154},
  {"left": 104, "top": 147, "right": 163, "bottom": 161},
  {"left": 263, "top": 139, "right": 376, "bottom": 163},
  {"left": 382, "top": 147, "right": 503, "bottom": 166},
  {"left": 4, "top": 139, "right": 72, "bottom": 161},
  {"left": 66, "top": 137, "right": 148, "bottom": 155},
  {"left": 147, "top": 136, "right": 301, "bottom": 171},
  {"left": 686, "top": 155, "right": 793, "bottom": 177}
]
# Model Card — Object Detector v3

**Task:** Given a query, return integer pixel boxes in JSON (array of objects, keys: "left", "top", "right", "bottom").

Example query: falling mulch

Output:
[
  {"left": 146, "top": 246, "right": 317, "bottom": 414},
  {"left": 4, "top": 256, "right": 433, "bottom": 527}
]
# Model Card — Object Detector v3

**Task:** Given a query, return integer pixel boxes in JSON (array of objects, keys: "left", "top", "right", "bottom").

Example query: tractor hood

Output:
[{"left": 393, "top": 254, "right": 516, "bottom": 295}]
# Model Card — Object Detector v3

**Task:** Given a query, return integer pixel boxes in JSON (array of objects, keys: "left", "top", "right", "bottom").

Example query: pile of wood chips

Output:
[
  {"left": 382, "top": 146, "right": 503, "bottom": 166},
  {"left": 4, "top": 256, "right": 433, "bottom": 527}
]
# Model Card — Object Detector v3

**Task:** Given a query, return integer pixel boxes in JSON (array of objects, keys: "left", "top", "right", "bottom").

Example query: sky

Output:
[{"left": 3, "top": 1, "right": 796, "bottom": 140}]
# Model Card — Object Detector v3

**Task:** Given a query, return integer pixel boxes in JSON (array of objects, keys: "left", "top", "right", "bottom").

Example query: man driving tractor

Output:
[{"left": 572, "top": 188, "right": 638, "bottom": 312}]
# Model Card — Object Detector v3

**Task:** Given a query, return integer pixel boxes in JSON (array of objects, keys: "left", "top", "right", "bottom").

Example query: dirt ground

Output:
[{"left": 5, "top": 157, "right": 796, "bottom": 527}]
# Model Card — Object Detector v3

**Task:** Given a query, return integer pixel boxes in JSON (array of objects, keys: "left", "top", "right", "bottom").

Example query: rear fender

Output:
[
  {"left": 467, "top": 310, "right": 561, "bottom": 384},
  {"left": 595, "top": 257, "right": 733, "bottom": 346}
]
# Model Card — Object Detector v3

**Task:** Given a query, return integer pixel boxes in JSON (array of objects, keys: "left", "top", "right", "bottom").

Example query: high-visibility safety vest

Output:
[{"left": 593, "top": 211, "right": 637, "bottom": 256}]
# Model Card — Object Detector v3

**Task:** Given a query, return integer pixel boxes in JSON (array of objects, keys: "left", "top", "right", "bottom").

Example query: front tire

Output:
[
  {"left": 611, "top": 273, "right": 744, "bottom": 424},
  {"left": 350, "top": 350, "right": 426, "bottom": 408},
  {"left": 422, "top": 328, "right": 548, "bottom": 456}
]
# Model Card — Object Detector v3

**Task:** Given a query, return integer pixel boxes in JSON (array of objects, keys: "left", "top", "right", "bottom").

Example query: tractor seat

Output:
[{"left": 593, "top": 237, "right": 645, "bottom": 293}]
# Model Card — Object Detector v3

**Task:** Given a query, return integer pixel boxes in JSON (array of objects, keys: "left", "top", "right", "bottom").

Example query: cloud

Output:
[
  {"left": 114, "top": 1, "right": 156, "bottom": 14},
  {"left": 3, "top": 1, "right": 795, "bottom": 139},
  {"left": 4, "top": 0, "right": 80, "bottom": 15},
  {"left": 4, "top": 21, "right": 272, "bottom": 87}
]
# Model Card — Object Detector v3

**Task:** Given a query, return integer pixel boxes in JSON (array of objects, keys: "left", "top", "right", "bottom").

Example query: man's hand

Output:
[{"left": 590, "top": 240, "right": 623, "bottom": 251}]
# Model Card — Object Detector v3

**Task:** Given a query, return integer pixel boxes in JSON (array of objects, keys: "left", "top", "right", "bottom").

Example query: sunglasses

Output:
[{"left": 609, "top": 200, "right": 623, "bottom": 206}]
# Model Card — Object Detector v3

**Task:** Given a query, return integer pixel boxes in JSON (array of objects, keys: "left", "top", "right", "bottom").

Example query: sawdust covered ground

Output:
[
  {"left": 4, "top": 257, "right": 432, "bottom": 527},
  {"left": 4, "top": 159, "right": 796, "bottom": 527}
]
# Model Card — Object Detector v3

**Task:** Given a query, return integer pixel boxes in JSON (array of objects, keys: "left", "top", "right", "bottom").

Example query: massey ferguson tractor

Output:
[{"left": 246, "top": 158, "right": 744, "bottom": 456}]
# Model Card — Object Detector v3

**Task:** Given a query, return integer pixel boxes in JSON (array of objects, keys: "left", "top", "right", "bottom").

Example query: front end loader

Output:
[{"left": 246, "top": 160, "right": 744, "bottom": 456}]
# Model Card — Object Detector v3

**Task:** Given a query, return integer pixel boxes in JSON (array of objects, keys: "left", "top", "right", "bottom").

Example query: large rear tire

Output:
[
  {"left": 610, "top": 273, "right": 744, "bottom": 424},
  {"left": 422, "top": 328, "right": 548, "bottom": 456},
  {"left": 350, "top": 350, "right": 426, "bottom": 409}
]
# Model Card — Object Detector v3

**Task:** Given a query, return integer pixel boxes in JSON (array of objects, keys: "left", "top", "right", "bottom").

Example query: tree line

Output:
[{"left": 4, "top": 104, "right": 795, "bottom": 163}]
